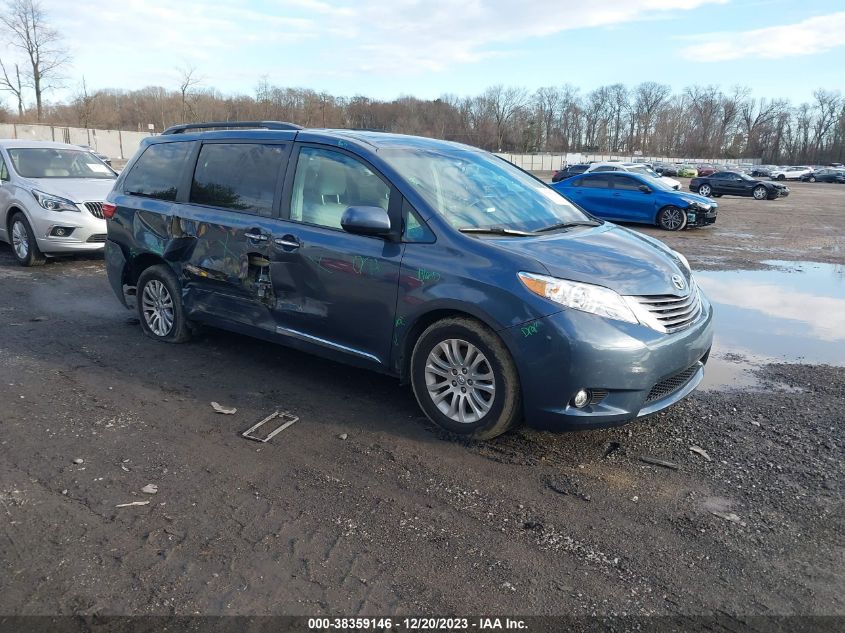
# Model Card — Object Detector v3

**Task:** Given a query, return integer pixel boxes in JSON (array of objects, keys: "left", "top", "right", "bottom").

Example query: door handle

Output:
[
  {"left": 273, "top": 236, "right": 300, "bottom": 249},
  {"left": 245, "top": 231, "right": 269, "bottom": 242}
]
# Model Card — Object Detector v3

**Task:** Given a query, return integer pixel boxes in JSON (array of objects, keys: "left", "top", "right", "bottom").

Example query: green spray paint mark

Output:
[
  {"left": 416, "top": 268, "right": 441, "bottom": 283},
  {"left": 521, "top": 321, "right": 541, "bottom": 338},
  {"left": 395, "top": 315, "right": 406, "bottom": 327},
  {"left": 353, "top": 256, "right": 381, "bottom": 276}
]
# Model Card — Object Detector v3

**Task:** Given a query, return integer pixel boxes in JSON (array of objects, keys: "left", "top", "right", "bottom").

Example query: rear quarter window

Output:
[{"left": 123, "top": 142, "right": 192, "bottom": 201}]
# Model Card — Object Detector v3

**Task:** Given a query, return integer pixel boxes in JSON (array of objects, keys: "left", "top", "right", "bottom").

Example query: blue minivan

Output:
[
  {"left": 104, "top": 122, "right": 714, "bottom": 440},
  {"left": 551, "top": 171, "right": 718, "bottom": 231}
]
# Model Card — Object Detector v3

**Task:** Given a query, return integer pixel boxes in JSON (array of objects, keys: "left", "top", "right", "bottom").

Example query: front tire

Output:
[
  {"left": 9, "top": 213, "right": 46, "bottom": 267},
  {"left": 411, "top": 317, "right": 521, "bottom": 440},
  {"left": 777, "top": 174, "right": 785, "bottom": 181},
  {"left": 657, "top": 206, "right": 688, "bottom": 231},
  {"left": 752, "top": 185, "right": 768, "bottom": 200},
  {"left": 136, "top": 265, "right": 192, "bottom": 343},
  {"left": 698, "top": 184, "right": 712, "bottom": 197},
  {"left": 808, "top": 176, "right": 816, "bottom": 183}
]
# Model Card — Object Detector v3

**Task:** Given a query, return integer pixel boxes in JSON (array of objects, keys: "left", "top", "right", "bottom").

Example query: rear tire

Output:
[
  {"left": 136, "top": 265, "right": 192, "bottom": 343},
  {"left": 9, "top": 213, "right": 46, "bottom": 267},
  {"left": 752, "top": 185, "right": 768, "bottom": 200},
  {"left": 410, "top": 317, "right": 522, "bottom": 440},
  {"left": 657, "top": 206, "right": 688, "bottom": 231}
]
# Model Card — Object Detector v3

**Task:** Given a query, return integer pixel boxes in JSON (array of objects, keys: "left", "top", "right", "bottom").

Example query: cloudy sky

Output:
[{"left": 7, "top": 0, "right": 845, "bottom": 104}]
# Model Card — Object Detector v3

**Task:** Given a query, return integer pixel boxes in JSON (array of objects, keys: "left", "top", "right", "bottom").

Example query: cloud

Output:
[
  {"left": 680, "top": 12, "right": 845, "bottom": 61},
  {"left": 26, "top": 0, "right": 728, "bottom": 92}
]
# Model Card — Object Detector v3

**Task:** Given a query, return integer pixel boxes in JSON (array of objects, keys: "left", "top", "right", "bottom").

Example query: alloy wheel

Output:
[
  {"left": 660, "top": 207, "right": 685, "bottom": 230},
  {"left": 11, "top": 220, "right": 29, "bottom": 260},
  {"left": 424, "top": 339, "right": 495, "bottom": 424},
  {"left": 699, "top": 184, "right": 711, "bottom": 196},
  {"left": 753, "top": 186, "right": 767, "bottom": 200},
  {"left": 141, "top": 280, "right": 175, "bottom": 337}
]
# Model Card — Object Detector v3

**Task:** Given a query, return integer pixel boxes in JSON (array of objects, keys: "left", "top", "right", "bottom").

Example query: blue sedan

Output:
[{"left": 551, "top": 171, "right": 717, "bottom": 231}]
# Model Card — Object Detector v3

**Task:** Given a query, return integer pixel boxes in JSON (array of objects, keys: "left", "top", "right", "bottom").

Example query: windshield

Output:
[
  {"left": 381, "top": 148, "right": 592, "bottom": 232},
  {"left": 628, "top": 165, "right": 662, "bottom": 179},
  {"left": 8, "top": 148, "right": 116, "bottom": 179}
]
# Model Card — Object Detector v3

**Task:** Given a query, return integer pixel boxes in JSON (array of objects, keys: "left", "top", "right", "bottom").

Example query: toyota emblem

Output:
[{"left": 672, "top": 274, "right": 686, "bottom": 291}]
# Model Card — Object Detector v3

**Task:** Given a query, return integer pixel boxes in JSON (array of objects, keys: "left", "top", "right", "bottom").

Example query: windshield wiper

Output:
[
  {"left": 534, "top": 221, "right": 600, "bottom": 233},
  {"left": 459, "top": 227, "right": 537, "bottom": 236}
]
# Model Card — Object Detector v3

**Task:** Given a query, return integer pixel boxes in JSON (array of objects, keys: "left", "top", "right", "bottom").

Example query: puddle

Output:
[{"left": 695, "top": 260, "right": 845, "bottom": 390}]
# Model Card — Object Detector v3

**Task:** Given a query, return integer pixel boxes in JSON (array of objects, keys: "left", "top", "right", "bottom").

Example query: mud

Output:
[{"left": 0, "top": 180, "right": 843, "bottom": 621}]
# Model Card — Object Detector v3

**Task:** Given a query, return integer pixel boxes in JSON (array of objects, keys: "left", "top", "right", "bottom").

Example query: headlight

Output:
[
  {"left": 518, "top": 272, "right": 638, "bottom": 324},
  {"left": 31, "top": 189, "right": 79, "bottom": 212}
]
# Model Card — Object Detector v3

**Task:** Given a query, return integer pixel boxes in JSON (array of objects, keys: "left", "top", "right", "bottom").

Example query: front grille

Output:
[
  {"left": 84, "top": 202, "right": 104, "bottom": 218},
  {"left": 589, "top": 389, "right": 608, "bottom": 405},
  {"left": 629, "top": 282, "right": 702, "bottom": 333},
  {"left": 645, "top": 363, "right": 700, "bottom": 403},
  {"left": 87, "top": 234, "right": 107, "bottom": 243}
]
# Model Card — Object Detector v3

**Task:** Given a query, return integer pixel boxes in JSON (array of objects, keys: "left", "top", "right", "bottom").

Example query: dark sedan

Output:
[
  {"left": 690, "top": 171, "right": 789, "bottom": 200},
  {"left": 551, "top": 163, "right": 589, "bottom": 182},
  {"left": 654, "top": 163, "right": 679, "bottom": 177},
  {"left": 801, "top": 168, "right": 845, "bottom": 183},
  {"left": 750, "top": 164, "right": 777, "bottom": 177}
]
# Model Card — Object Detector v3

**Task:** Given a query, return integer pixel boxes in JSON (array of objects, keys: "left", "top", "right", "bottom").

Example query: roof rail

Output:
[{"left": 161, "top": 121, "right": 303, "bottom": 135}]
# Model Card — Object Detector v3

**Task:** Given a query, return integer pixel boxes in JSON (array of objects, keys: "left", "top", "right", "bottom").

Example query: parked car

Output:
[
  {"left": 104, "top": 121, "right": 714, "bottom": 440},
  {"left": 750, "top": 164, "right": 777, "bottom": 177},
  {"left": 654, "top": 163, "right": 678, "bottom": 177},
  {"left": 695, "top": 164, "right": 716, "bottom": 177},
  {"left": 551, "top": 171, "right": 717, "bottom": 231},
  {"left": 676, "top": 164, "right": 698, "bottom": 177},
  {"left": 585, "top": 161, "right": 681, "bottom": 190},
  {"left": 77, "top": 144, "right": 112, "bottom": 167},
  {"left": 690, "top": 171, "right": 789, "bottom": 200},
  {"left": 551, "top": 163, "right": 589, "bottom": 183},
  {"left": 770, "top": 166, "right": 812, "bottom": 180},
  {"left": 0, "top": 140, "right": 118, "bottom": 266},
  {"left": 800, "top": 168, "right": 845, "bottom": 183}
]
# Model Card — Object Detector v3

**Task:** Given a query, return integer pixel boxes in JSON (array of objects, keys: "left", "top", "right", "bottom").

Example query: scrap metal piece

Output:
[
  {"left": 241, "top": 410, "right": 299, "bottom": 443},
  {"left": 639, "top": 456, "right": 679, "bottom": 470}
]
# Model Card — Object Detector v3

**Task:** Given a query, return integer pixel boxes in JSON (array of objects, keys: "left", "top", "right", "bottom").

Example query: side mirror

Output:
[
  {"left": 638, "top": 184, "right": 652, "bottom": 193},
  {"left": 341, "top": 206, "right": 392, "bottom": 237}
]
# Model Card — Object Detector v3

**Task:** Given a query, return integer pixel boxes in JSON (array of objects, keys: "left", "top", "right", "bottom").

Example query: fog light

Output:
[
  {"left": 50, "top": 226, "right": 75, "bottom": 237},
  {"left": 572, "top": 389, "right": 590, "bottom": 408}
]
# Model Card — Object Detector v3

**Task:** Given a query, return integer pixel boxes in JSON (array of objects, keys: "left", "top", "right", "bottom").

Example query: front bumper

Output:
[
  {"left": 504, "top": 294, "right": 714, "bottom": 431},
  {"left": 686, "top": 207, "right": 717, "bottom": 227},
  {"left": 31, "top": 201, "right": 108, "bottom": 254}
]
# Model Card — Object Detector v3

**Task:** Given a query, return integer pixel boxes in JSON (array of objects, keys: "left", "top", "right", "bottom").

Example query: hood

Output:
[
  {"left": 487, "top": 223, "right": 690, "bottom": 296},
  {"left": 675, "top": 191, "right": 716, "bottom": 206},
  {"left": 24, "top": 178, "right": 116, "bottom": 203}
]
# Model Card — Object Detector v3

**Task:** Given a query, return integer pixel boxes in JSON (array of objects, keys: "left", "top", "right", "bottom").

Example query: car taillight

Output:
[{"left": 102, "top": 202, "right": 117, "bottom": 219}]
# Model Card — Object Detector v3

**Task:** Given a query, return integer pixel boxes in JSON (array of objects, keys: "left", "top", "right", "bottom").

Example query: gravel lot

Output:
[{"left": 0, "top": 180, "right": 843, "bottom": 625}]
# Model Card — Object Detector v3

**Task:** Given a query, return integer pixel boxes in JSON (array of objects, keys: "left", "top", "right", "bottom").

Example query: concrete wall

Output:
[
  {"left": 0, "top": 123, "right": 152, "bottom": 160},
  {"left": 495, "top": 153, "right": 762, "bottom": 171}
]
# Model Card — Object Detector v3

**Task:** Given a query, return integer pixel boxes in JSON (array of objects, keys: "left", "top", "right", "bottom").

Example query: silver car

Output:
[{"left": 0, "top": 140, "right": 117, "bottom": 266}]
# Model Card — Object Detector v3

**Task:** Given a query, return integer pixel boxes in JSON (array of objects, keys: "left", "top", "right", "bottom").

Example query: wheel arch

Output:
[
  {"left": 128, "top": 252, "right": 171, "bottom": 286},
  {"left": 397, "top": 307, "right": 504, "bottom": 384}
]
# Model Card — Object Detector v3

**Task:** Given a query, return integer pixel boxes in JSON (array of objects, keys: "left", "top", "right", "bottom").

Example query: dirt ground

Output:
[{"left": 0, "top": 180, "right": 843, "bottom": 626}]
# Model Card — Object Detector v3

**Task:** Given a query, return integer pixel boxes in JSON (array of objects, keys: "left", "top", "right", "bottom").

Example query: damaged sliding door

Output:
[{"left": 174, "top": 140, "right": 292, "bottom": 330}]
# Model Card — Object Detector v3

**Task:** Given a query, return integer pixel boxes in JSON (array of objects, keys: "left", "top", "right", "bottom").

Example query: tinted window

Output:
[
  {"left": 0, "top": 156, "right": 8, "bottom": 181},
  {"left": 581, "top": 174, "right": 611, "bottom": 189},
  {"left": 612, "top": 175, "right": 640, "bottom": 191},
  {"left": 124, "top": 142, "right": 192, "bottom": 201},
  {"left": 190, "top": 143, "right": 286, "bottom": 217},
  {"left": 290, "top": 146, "right": 391, "bottom": 230}
]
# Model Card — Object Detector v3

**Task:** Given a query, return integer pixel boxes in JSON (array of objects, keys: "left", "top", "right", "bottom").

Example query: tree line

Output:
[{"left": 0, "top": 2, "right": 842, "bottom": 164}]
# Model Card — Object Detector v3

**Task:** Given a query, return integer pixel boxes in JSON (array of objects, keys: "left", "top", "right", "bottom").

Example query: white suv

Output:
[
  {"left": 586, "top": 161, "right": 682, "bottom": 190},
  {"left": 0, "top": 140, "right": 117, "bottom": 266},
  {"left": 769, "top": 166, "right": 812, "bottom": 181}
]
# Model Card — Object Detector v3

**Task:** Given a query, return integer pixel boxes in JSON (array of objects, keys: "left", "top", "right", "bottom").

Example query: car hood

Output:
[
  {"left": 675, "top": 191, "right": 715, "bottom": 206},
  {"left": 487, "top": 223, "right": 690, "bottom": 296},
  {"left": 23, "top": 178, "right": 116, "bottom": 203}
]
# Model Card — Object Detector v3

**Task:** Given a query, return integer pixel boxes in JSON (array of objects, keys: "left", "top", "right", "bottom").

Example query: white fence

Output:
[
  {"left": 0, "top": 123, "right": 152, "bottom": 160},
  {"left": 495, "top": 153, "right": 762, "bottom": 171}
]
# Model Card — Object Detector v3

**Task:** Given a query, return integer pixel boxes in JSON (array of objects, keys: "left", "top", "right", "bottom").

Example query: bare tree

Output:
[
  {"left": 71, "top": 76, "right": 98, "bottom": 129},
  {"left": 0, "top": 58, "right": 24, "bottom": 115},
  {"left": 1, "top": 0, "right": 69, "bottom": 120},
  {"left": 177, "top": 64, "right": 202, "bottom": 123}
]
